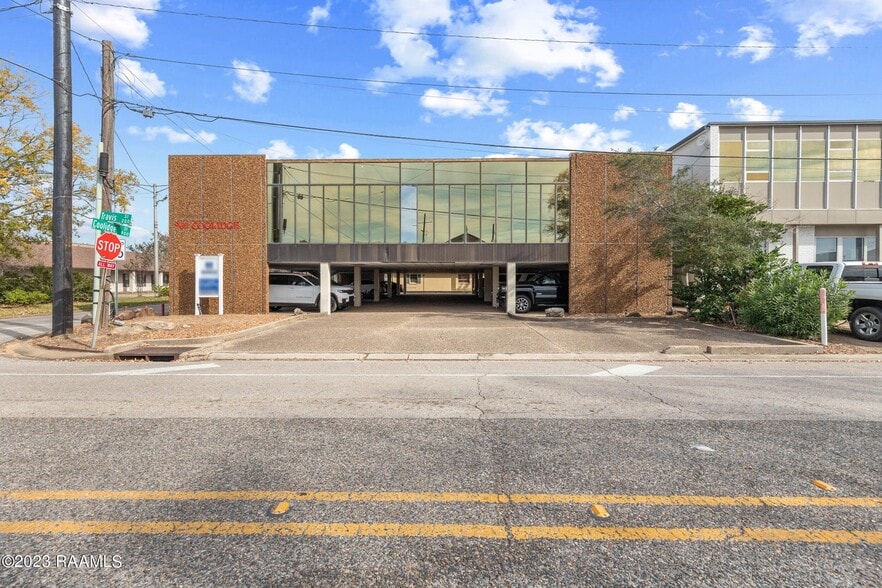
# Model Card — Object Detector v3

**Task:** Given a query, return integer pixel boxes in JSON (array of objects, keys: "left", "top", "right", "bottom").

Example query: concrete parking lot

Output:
[{"left": 213, "top": 292, "right": 824, "bottom": 357}]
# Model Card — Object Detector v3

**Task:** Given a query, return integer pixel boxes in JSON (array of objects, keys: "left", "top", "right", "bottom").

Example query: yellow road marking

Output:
[
  {"left": 0, "top": 521, "right": 878, "bottom": 544},
  {"left": 1, "top": 490, "right": 880, "bottom": 508}
]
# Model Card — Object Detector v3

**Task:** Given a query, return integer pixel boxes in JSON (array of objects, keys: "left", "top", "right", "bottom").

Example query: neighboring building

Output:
[
  {"left": 168, "top": 153, "right": 671, "bottom": 316},
  {"left": 671, "top": 121, "right": 882, "bottom": 263},
  {"left": 1, "top": 242, "right": 168, "bottom": 296}
]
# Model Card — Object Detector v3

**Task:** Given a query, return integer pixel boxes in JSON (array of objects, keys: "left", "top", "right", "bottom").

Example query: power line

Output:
[
  {"left": 72, "top": 0, "right": 877, "bottom": 51},
  {"left": 121, "top": 52, "right": 880, "bottom": 99}
]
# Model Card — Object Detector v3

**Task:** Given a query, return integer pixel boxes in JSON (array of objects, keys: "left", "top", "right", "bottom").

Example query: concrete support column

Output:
[
  {"left": 483, "top": 269, "right": 492, "bottom": 303},
  {"left": 320, "top": 262, "right": 331, "bottom": 315},
  {"left": 492, "top": 266, "right": 500, "bottom": 308},
  {"left": 506, "top": 262, "right": 516, "bottom": 315},
  {"left": 354, "top": 266, "right": 362, "bottom": 307},
  {"left": 373, "top": 268, "right": 381, "bottom": 301},
  {"left": 396, "top": 271, "right": 401, "bottom": 296}
]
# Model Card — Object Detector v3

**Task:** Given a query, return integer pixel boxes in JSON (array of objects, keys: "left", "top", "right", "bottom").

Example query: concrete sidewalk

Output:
[{"left": 4, "top": 293, "right": 880, "bottom": 362}]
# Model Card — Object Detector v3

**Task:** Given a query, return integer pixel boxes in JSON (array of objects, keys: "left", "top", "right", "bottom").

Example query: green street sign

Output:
[
  {"left": 91, "top": 218, "right": 131, "bottom": 237},
  {"left": 99, "top": 210, "right": 132, "bottom": 225}
]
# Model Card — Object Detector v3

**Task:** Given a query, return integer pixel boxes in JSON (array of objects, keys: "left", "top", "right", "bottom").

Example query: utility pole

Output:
[
  {"left": 51, "top": 0, "right": 73, "bottom": 336},
  {"left": 153, "top": 184, "right": 159, "bottom": 289},
  {"left": 101, "top": 40, "right": 115, "bottom": 211}
]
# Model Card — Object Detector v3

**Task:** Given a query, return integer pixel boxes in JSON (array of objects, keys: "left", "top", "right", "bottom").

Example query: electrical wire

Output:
[{"left": 71, "top": 0, "right": 877, "bottom": 51}]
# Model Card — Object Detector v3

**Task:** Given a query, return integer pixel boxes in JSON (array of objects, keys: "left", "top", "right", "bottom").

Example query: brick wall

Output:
[
  {"left": 168, "top": 155, "right": 268, "bottom": 315},
  {"left": 569, "top": 152, "right": 671, "bottom": 314}
]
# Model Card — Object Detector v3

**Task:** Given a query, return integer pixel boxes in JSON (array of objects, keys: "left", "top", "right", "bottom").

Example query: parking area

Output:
[{"left": 234, "top": 292, "right": 815, "bottom": 356}]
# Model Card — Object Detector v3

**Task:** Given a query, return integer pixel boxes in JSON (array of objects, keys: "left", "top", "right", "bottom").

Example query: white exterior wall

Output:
[{"left": 671, "top": 129, "right": 712, "bottom": 182}]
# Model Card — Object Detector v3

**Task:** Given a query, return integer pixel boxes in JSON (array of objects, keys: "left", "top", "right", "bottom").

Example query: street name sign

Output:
[
  {"left": 91, "top": 217, "right": 131, "bottom": 237},
  {"left": 99, "top": 210, "right": 132, "bottom": 225}
]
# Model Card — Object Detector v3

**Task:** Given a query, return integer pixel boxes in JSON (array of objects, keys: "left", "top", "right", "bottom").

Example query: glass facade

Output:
[{"left": 267, "top": 159, "right": 570, "bottom": 245}]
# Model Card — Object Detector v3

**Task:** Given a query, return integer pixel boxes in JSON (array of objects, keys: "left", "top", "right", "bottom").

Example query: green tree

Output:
[
  {"left": 0, "top": 66, "right": 136, "bottom": 263},
  {"left": 605, "top": 152, "right": 785, "bottom": 323},
  {"left": 545, "top": 169, "right": 570, "bottom": 242}
]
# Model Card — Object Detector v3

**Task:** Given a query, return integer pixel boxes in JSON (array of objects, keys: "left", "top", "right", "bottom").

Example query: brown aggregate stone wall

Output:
[
  {"left": 569, "top": 153, "right": 671, "bottom": 315},
  {"left": 168, "top": 155, "right": 268, "bottom": 315}
]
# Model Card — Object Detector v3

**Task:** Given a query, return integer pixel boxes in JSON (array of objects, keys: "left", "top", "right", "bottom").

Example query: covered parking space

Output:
[{"left": 267, "top": 242, "right": 569, "bottom": 315}]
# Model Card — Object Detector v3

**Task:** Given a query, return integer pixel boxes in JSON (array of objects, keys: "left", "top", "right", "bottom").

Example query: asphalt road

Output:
[{"left": 0, "top": 358, "right": 880, "bottom": 586}]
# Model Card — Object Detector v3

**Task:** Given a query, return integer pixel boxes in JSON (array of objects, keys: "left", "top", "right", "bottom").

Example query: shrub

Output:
[
  {"left": 154, "top": 284, "right": 170, "bottom": 297},
  {"left": 1, "top": 288, "right": 50, "bottom": 305},
  {"left": 73, "top": 273, "right": 94, "bottom": 302},
  {"left": 739, "top": 264, "right": 852, "bottom": 340}
]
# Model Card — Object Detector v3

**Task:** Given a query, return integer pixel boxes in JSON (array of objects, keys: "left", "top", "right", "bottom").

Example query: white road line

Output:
[
  {"left": 91, "top": 363, "right": 221, "bottom": 376},
  {"left": 589, "top": 364, "right": 663, "bottom": 377}
]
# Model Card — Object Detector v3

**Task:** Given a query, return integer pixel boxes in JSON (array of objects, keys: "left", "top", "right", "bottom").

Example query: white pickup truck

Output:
[{"left": 802, "top": 262, "right": 882, "bottom": 342}]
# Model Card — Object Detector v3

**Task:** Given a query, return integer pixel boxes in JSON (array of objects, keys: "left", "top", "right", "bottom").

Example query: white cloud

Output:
[
  {"left": 259, "top": 140, "right": 297, "bottom": 159},
  {"left": 668, "top": 102, "right": 705, "bottom": 130},
  {"left": 503, "top": 119, "right": 641, "bottom": 153},
  {"left": 128, "top": 125, "right": 217, "bottom": 145},
  {"left": 71, "top": 0, "right": 159, "bottom": 49},
  {"left": 532, "top": 92, "right": 550, "bottom": 106},
  {"left": 308, "top": 2, "right": 332, "bottom": 33},
  {"left": 769, "top": 0, "right": 882, "bottom": 56},
  {"left": 613, "top": 105, "right": 636, "bottom": 121},
  {"left": 420, "top": 89, "right": 509, "bottom": 118},
  {"left": 231, "top": 60, "right": 274, "bottom": 104},
  {"left": 729, "top": 25, "right": 776, "bottom": 62},
  {"left": 310, "top": 143, "right": 362, "bottom": 159},
  {"left": 116, "top": 58, "right": 166, "bottom": 98},
  {"left": 728, "top": 97, "right": 783, "bottom": 121},
  {"left": 370, "top": 0, "right": 622, "bottom": 118}
]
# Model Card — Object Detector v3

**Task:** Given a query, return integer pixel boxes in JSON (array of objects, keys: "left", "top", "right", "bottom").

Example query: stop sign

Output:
[{"left": 95, "top": 232, "right": 123, "bottom": 260}]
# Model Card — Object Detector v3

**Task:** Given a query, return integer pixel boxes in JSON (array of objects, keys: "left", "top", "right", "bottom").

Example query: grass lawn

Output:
[{"left": 0, "top": 296, "right": 170, "bottom": 319}]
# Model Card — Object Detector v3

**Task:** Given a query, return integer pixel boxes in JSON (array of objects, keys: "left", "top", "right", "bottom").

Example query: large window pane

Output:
[
  {"left": 719, "top": 140, "right": 743, "bottom": 182},
  {"left": 339, "top": 191, "right": 354, "bottom": 243},
  {"left": 480, "top": 215, "right": 495, "bottom": 243},
  {"left": 449, "top": 185, "right": 464, "bottom": 214},
  {"left": 857, "top": 130, "right": 882, "bottom": 181},
  {"left": 400, "top": 185, "right": 418, "bottom": 243},
  {"left": 310, "top": 162, "right": 353, "bottom": 184},
  {"left": 829, "top": 139, "right": 854, "bottom": 181},
  {"left": 527, "top": 185, "right": 541, "bottom": 220},
  {"left": 482, "top": 161, "right": 525, "bottom": 184},
  {"left": 370, "top": 205, "right": 385, "bottom": 242},
  {"left": 435, "top": 161, "right": 479, "bottom": 184},
  {"left": 401, "top": 162, "right": 433, "bottom": 184},
  {"left": 745, "top": 138, "right": 770, "bottom": 182},
  {"left": 843, "top": 237, "right": 864, "bottom": 261},
  {"left": 527, "top": 159, "right": 569, "bottom": 183},
  {"left": 356, "top": 162, "right": 399, "bottom": 184},
  {"left": 773, "top": 138, "right": 798, "bottom": 181},
  {"left": 354, "top": 203, "right": 370, "bottom": 243},
  {"left": 323, "top": 186, "right": 340, "bottom": 244},
  {"left": 815, "top": 237, "right": 837, "bottom": 261},
  {"left": 309, "top": 187, "right": 324, "bottom": 242},
  {"left": 466, "top": 185, "right": 480, "bottom": 216}
]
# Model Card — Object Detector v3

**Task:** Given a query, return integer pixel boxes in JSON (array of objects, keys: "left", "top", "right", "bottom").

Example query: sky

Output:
[{"left": 2, "top": 0, "right": 882, "bottom": 243}]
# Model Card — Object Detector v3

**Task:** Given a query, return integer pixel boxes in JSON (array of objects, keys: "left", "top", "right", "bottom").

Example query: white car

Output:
[{"left": 269, "top": 272, "right": 353, "bottom": 312}]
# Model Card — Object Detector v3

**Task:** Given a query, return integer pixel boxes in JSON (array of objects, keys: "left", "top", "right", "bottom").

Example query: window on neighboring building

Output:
[
  {"left": 801, "top": 128, "right": 827, "bottom": 182},
  {"left": 816, "top": 236, "right": 879, "bottom": 262},
  {"left": 857, "top": 127, "right": 882, "bottom": 182},
  {"left": 815, "top": 237, "right": 838, "bottom": 262},
  {"left": 407, "top": 274, "right": 422, "bottom": 284},
  {"left": 828, "top": 138, "right": 854, "bottom": 181},
  {"left": 719, "top": 129, "right": 743, "bottom": 182},
  {"left": 122, "top": 273, "right": 130, "bottom": 288},
  {"left": 745, "top": 129, "right": 770, "bottom": 182},
  {"left": 457, "top": 273, "right": 470, "bottom": 285},
  {"left": 772, "top": 131, "right": 798, "bottom": 182}
]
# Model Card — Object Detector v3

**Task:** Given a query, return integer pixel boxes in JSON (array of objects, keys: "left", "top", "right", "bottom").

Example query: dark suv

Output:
[{"left": 497, "top": 271, "right": 568, "bottom": 313}]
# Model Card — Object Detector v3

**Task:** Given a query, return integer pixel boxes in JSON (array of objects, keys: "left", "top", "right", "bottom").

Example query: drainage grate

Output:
[{"left": 114, "top": 346, "right": 197, "bottom": 362}]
